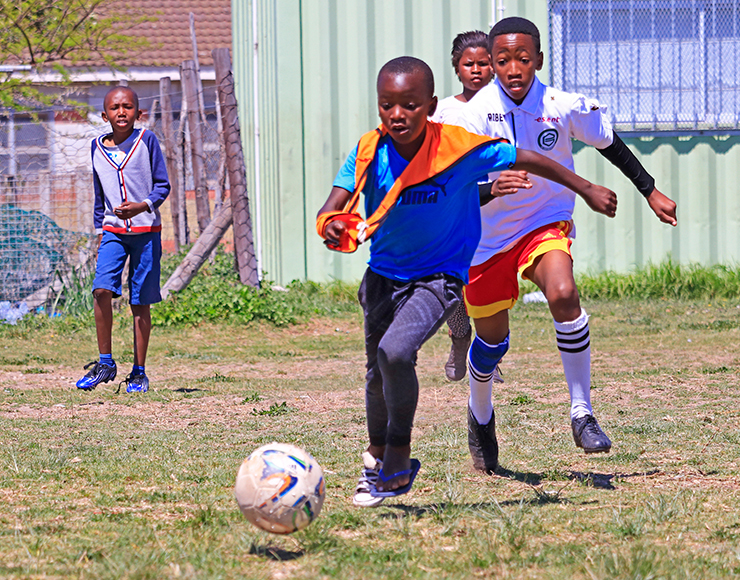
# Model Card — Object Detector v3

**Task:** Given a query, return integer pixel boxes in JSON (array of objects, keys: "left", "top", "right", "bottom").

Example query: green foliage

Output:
[
  {"left": 0, "top": 0, "right": 152, "bottom": 109},
  {"left": 251, "top": 401, "right": 290, "bottom": 416},
  {"left": 153, "top": 251, "right": 297, "bottom": 327},
  {"left": 241, "top": 392, "right": 261, "bottom": 404},
  {"left": 152, "top": 249, "right": 360, "bottom": 327},
  {"left": 573, "top": 259, "right": 740, "bottom": 300}
]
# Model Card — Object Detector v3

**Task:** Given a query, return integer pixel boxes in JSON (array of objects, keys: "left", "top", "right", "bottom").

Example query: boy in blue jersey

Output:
[
  {"left": 75, "top": 86, "right": 170, "bottom": 394},
  {"left": 317, "top": 56, "right": 617, "bottom": 506}
]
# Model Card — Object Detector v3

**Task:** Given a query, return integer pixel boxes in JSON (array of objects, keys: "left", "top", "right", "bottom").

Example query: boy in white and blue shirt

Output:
[{"left": 76, "top": 86, "right": 170, "bottom": 393}]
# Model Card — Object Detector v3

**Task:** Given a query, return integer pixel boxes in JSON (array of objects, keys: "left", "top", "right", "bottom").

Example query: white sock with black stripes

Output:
[{"left": 553, "top": 309, "right": 592, "bottom": 420}]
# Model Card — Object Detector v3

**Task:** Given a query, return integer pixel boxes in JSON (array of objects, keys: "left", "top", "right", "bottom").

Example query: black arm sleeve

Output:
[
  {"left": 596, "top": 132, "right": 655, "bottom": 198},
  {"left": 478, "top": 181, "right": 495, "bottom": 207}
]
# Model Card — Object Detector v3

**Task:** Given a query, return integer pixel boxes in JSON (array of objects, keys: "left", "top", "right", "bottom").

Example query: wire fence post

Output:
[
  {"left": 213, "top": 47, "right": 258, "bottom": 287},
  {"left": 159, "top": 76, "right": 184, "bottom": 251},
  {"left": 181, "top": 59, "right": 211, "bottom": 234}
]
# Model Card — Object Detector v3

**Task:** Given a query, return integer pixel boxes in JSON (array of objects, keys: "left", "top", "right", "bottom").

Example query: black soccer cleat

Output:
[
  {"left": 467, "top": 405, "right": 498, "bottom": 473},
  {"left": 571, "top": 414, "right": 612, "bottom": 454}
]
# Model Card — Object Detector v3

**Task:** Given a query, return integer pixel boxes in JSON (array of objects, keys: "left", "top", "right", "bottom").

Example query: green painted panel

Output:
[
  {"left": 233, "top": 0, "right": 740, "bottom": 284},
  {"left": 572, "top": 136, "right": 740, "bottom": 273}
]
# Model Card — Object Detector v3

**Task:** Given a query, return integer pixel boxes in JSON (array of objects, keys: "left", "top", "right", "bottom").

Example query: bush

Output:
[
  {"left": 151, "top": 250, "right": 360, "bottom": 327},
  {"left": 575, "top": 259, "right": 740, "bottom": 300}
]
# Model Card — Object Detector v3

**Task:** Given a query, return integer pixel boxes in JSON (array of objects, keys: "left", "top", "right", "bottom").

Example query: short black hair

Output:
[
  {"left": 450, "top": 30, "right": 489, "bottom": 72},
  {"left": 104, "top": 85, "right": 140, "bottom": 111},
  {"left": 489, "top": 17, "right": 541, "bottom": 53},
  {"left": 377, "top": 56, "right": 434, "bottom": 98}
]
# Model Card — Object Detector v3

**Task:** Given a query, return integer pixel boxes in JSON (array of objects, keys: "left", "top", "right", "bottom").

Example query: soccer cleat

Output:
[
  {"left": 353, "top": 451, "right": 385, "bottom": 508},
  {"left": 445, "top": 328, "right": 472, "bottom": 381},
  {"left": 122, "top": 373, "right": 149, "bottom": 393},
  {"left": 571, "top": 414, "right": 612, "bottom": 454},
  {"left": 467, "top": 405, "right": 498, "bottom": 473},
  {"left": 76, "top": 360, "right": 117, "bottom": 390},
  {"left": 492, "top": 364, "right": 504, "bottom": 384}
]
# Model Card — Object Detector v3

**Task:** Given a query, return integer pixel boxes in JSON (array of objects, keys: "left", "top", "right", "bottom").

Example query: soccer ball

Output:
[{"left": 234, "top": 443, "right": 325, "bottom": 534}]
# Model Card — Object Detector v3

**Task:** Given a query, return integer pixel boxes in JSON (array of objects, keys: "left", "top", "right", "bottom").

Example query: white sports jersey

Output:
[
  {"left": 456, "top": 77, "right": 614, "bottom": 266},
  {"left": 430, "top": 95, "right": 466, "bottom": 124}
]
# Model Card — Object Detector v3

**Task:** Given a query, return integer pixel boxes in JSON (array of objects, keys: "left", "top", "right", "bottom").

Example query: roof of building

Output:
[{"left": 107, "top": 0, "right": 232, "bottom": 68}]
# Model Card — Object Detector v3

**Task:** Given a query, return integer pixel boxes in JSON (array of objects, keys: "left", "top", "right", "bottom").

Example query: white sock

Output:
[
  {"left": 553, "top": 309, "right": 593, "bottom": 420},
  {"left": 467, "top": 344, "right": 495, "bottom": 426}
]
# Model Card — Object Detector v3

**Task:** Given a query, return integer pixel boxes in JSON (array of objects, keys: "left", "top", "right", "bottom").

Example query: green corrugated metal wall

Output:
[{"left": 232, "top": 0, "right": 739, "bottom": 285}]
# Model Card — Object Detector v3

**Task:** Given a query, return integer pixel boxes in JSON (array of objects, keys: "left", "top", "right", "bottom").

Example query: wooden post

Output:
[
  {"left": 161, "top": 198, "right": 233, "bottom": 299},
  {"left": 176, "top": 86, "right": 190, "bottom": 245},
  {"left": 212, "top": 47, "right": 259, "bottom": 287},
  {"left": 189, "top": 12, "right": 208, "bottom": 124},
  {"left": 159, "top": 77, "right": 184, "bottom": 251},
  {"left": 181, "top": 59, "right": 211, "bottom": 234}
]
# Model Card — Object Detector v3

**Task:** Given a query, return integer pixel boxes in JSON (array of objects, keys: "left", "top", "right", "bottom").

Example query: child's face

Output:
[
  {"left": 102, "top": 88, "right": 141, "bottom": 137},
  {"left": 457, "top": 47, "right": 493, "bottom": 93},
  {"left": 377, "top": 70, "right": 436, "bottom": 153},
  {"left": 491, "top": 33, "right": 543, "bottom": 104}
]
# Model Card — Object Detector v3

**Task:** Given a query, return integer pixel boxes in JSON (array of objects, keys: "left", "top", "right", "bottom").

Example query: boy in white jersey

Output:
[{"left": 455, "top": 17, "right": 678, "bottom": 472}]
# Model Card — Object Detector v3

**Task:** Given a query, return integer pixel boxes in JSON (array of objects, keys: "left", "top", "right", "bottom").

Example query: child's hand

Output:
[
  {"left": 493, "top": 170, "right": 532, "bottom": 196},
  {"left": 646, "top": 188, "right": 677, "bottom": 226},
  {"left": 114, "top": 201, "right": 148, "bottom": 220},
  {"left": 581, "top": 184, "right": 617, "bottom": 218},
  {"left": 324, "top": 220, "right": 348, "bottom": 247}
]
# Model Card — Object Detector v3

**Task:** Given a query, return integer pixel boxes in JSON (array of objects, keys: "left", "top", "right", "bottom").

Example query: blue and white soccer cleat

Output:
[
  {"left": 122, "top": 373, "right": 149, "bottom": 393},
  {"left": 76, "top": 361, "right": 117, "bottom": 390}
]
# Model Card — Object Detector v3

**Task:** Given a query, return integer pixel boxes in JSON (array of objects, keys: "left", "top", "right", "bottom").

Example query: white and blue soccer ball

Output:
[{"left": 234, "top": 443, "right": 325, "bottom": 534}]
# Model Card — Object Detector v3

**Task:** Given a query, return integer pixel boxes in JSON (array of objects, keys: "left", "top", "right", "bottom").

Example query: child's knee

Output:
[
  {"left": 377, "top": 342, "right": 415, "bottom": 369},
  {"left": 545, "top": 280, "right": 579, "bottom": 308},
  {"left": 469, "top": 333, "right": 509, "bottom": 374},
  {"left": 93, "top": 288, "right": 113, "bottom": 301}
]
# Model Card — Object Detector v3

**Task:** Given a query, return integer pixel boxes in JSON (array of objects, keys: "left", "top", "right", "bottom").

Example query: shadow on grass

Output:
[
  {"left": 249, "top": 543, "right": 304, "bottom": 561},
  {"left": 495, "top": 466, "right": 544, "bottom": 486},
  {"left": 174, "top": 388, "right": 206, "bottom": 393},
  {"left": 568, "top": 469, "right": 661, "bottom": 490}
]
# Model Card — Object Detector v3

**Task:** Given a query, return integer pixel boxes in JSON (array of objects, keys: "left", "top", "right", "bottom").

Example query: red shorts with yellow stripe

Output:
[{"left": 464, "top": 221, "right": 573, "bottom": 319}]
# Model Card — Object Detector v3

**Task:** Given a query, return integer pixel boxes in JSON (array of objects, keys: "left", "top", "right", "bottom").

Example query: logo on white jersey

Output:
[
  {"left": 537, "top": 129, "right": 559, "bottom": 151},
  {"left": 487, "top": 112, "right": 506, "bottom": 122}
]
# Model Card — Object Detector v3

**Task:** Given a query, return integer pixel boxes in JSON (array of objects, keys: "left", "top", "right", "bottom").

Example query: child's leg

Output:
[
  {"left": 127, "top": 231, "right": 161, "bottom": 372},
  {"left": 525, "top": 249, "right": 611, "bottom": 452},
  {"left": 131, "top": 304, "right": 151, "bottom": 367},
  {"left": 525, "top": 250, "right": 589, "bottom": 417},
  {"left": 469, "top": 310, "right": 510, "bottom": 424},
  {"left": 93, "top": 289, "right": 114, "bottom": 355},
  {"left": 374, "top": 277, "right": 458, "bottom": 490},
  {"left": 444, "top": 301, "right": 472, "bottom": 381}
]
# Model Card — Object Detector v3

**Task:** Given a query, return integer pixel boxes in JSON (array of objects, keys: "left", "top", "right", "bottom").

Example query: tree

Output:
[{"left": 0, "top": 0, "right": 150, "bottom": 109}]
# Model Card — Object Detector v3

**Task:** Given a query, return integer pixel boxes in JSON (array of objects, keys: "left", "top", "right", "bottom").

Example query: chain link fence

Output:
[
  {"left": 0, "top": 84, "right": 226, "bottom": 304},
  {"left": 549, "top": 0, "right": 740, "bottom": 134}
]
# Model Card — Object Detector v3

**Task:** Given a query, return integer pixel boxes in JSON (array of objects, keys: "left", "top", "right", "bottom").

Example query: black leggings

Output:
[{"left": 359, "top": 269, "right": 462, "bottom": 447}]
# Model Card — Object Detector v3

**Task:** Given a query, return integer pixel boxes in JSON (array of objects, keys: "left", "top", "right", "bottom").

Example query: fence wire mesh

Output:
[
  {"left": 0, "top": 84, "right": 227, "bottom": 304},
  {"left": 549, "top": 0, "right": 740, "bottom": 133}
]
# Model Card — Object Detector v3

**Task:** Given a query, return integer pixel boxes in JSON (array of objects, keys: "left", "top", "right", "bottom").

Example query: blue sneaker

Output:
[
  {"left": 76, "top": 361, "right": 117, "bottom": 390},
  {"left": 122, "top": 373, "right": 149, "bottom": 393}
]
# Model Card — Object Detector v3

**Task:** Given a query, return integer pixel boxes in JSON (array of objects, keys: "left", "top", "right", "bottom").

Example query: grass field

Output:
[{"left": 2, "top": 293, "right": 740, "bottom": 579}]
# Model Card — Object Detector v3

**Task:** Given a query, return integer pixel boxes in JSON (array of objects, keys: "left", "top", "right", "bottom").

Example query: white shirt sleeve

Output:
[{"left": 568, "top": 95, "right": 614, "bottom": 149}]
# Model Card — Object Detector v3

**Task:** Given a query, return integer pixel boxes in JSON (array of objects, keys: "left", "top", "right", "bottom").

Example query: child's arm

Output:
[
  {"left": 317, "top": 187, "right": 354, "bottom": 245},
  {"left": 145, "top": 131, "right": 171, "bottom": 209},
  {"left": 513, "top": 149, "right": 617, "bottom": 217},
  {"left": 92, "top": 167, "right": 106, "bottom": 234},
  {"left": 597, "top": 132, "right": 677, "bottom": 226}
]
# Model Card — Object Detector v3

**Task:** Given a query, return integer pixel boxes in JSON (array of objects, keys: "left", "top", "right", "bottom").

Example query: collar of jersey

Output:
[{"left": 495, "top": 77, "right": 545, "bottom": 116}]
